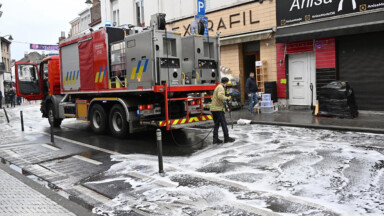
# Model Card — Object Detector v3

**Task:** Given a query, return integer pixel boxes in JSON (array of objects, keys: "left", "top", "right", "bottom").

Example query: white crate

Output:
[
  {"left": 261, "top": 106, "right": 274, "bottom": 113},
  {"left": 262, "top": 94, "right": 271, "bottom": 101},
  {"left": 261, "top": 101, "right": 273, "bottom": 107}
]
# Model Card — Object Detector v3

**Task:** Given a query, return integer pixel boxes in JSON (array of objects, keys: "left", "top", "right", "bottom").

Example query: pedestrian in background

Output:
[
  {"left": 246, "top": 72, "right": 258, "bottom": 114},
  {"left": 10, "top": 88, "right": 16, "bottom": 108},
  {"left": 210, "top": 77, "right": 236, "bottom": 144},
  {"left": 0, "top": 90, "right": 3, "bottom": 108}
]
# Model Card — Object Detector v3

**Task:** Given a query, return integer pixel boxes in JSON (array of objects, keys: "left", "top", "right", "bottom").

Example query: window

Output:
[
  {"left": 136, "top": 0, "right": 145, "bottom": 27},
  {"left": 18, "top": 65, "right": 39, "bottom": 82},
  {"left": 113, "top": 9, "right": 120, "bottom": 26}
]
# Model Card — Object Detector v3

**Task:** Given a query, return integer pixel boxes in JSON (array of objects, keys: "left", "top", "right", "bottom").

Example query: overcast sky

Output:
[{"left": 0, "top": 0, "right": 88, "bottom": 61}]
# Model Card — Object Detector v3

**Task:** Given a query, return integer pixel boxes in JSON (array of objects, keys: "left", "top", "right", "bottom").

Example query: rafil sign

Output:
[{"left": 277, "top": 0, "right": 384, "bottom": 26}]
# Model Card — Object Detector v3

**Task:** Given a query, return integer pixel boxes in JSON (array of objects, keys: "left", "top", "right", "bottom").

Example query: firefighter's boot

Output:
[
  {"left": 224, "top": 137, "right": 235, "bottom": 143},
  {"left": 213, "top": 138, "right": 223, "bottom": 144}
]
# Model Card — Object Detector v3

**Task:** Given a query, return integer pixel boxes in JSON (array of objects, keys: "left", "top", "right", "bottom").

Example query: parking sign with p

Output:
[{"left": 197, "top": 0, "right": 205, "bottom": 16}]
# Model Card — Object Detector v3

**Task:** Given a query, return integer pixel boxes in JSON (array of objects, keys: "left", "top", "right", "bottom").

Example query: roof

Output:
[
  {"left": 0, "top": 37, "right": 12, "bottom": 44},
  {"left": 69, "top": 17, "right": 80, "bottom": 24}
]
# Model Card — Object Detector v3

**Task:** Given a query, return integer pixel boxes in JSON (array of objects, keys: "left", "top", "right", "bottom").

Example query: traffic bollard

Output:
[
  {"left": 3, "top": 108, "right": 9, "bottom": 123},
  {"left": 20, "top": 111, "right": 24, "bottom": 131},
  {"left": 156, "top": 129, "right": 164, "bottom": 175},
  {"left": 50, "top": 123, "right": 54, "bottom": 143}
]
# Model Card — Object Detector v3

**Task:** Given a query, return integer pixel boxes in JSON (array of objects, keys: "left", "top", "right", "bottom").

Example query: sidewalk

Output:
[
  {"left": 230, "top": 108, "right": 384, "bottom": 134},
  {"left": 0, "top": 163, "right": 92, "bottom": 216}
]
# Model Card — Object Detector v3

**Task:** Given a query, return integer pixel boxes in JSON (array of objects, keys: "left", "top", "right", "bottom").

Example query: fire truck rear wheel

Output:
[
  {"left": 90, "top": 104, "right": 108, "bottom": 134},
  {"left": 48, "top": 104, "right": 62, "bottom": 128},
  {"left": 109, "top": 104, "right": 128, "bottom": 138}
]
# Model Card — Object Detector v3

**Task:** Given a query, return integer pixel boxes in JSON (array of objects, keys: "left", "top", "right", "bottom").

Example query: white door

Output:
[{"left": 288, "top": 52, "right": 315, "bottom": 106}]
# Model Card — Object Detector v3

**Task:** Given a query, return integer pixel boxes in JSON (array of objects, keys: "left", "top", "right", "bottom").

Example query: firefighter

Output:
[{"left": 210, "top": 77, "right": 235, "bottom": 144}]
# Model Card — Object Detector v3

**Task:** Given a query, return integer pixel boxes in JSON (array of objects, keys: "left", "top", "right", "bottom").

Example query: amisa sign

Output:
[{"left": 277, "top": 0, "right": 384, "bottom": 27}]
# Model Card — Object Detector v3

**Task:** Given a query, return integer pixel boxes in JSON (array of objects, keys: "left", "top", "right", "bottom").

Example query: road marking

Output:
[
  {"left": 127, "top": 171, "right": 178, "bottom": 188},
  {"left": 73, "top": 155, "right": 103, "bottom": 165},
  {"left": 39, "top": 131, "right": 120, "bottom": 155},
  {"left": 41, "top": 143, "right": 61, "bottom": 151},
  {"left": 73, "top": 185, "right": 111, "bottom": 204}
]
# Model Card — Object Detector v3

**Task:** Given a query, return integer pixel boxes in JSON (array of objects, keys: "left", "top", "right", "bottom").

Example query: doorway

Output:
[
  {"left": 288, "top": 52, "right": 316, "bottom": 106},
  {"left": 243, "top": 52, "right": 260, "bottom": 101}
]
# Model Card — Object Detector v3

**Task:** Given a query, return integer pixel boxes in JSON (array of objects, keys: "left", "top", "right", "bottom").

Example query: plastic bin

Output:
[
  {"left": 261, "top": 106, "right": 274, "bottom": 113},
  {"left": 260, "top": 101, "right": 273, "bottom": 107},
  {"left": 262, "top": 94, "right": 271, "bottom": 101}
]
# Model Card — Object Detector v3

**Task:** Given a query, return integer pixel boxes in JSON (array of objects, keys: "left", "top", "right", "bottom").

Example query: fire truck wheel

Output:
[
  {"left": 109, "top": 104, "right": 128, "bottom": 138},
  {"left": 48, "top": 104, "right": 62, "bottom": 127},
  {"left": 90, "top": 104, "right": 108, "bottom": 134}
]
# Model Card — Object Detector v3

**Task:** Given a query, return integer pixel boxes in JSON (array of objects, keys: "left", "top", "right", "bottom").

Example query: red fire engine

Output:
[{"left": 15, "top": 14, "right": 220, "bottom": 137}]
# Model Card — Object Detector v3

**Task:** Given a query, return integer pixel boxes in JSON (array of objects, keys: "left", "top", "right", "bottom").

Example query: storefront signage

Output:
[
  {"left": 171, "top": 10, "right": 260, "bottom": 36},
  {"left": 30, "top": 44, "right": 59, "bottom": 51},
  {"left": 277, "top": 0, "right": 384, "bottom": 27},
  {"left": 4, "top": 72, "right": 11, "bottom": 81}
]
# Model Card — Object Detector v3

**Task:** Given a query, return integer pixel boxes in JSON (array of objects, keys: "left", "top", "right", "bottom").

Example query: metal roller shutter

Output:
[{"left": 337, "top": 32, "right": 384, "bottom": 111}]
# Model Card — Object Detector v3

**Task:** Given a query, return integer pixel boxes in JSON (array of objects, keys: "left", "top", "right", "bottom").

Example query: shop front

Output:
[
  {"left": 167, "top": 1, "right": 277, "bottom": 104},
  {"left": 275, "top": 0, "right": 384, "bottom": 111}
]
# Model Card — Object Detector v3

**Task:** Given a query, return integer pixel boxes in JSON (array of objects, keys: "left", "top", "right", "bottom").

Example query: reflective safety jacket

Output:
[{"left": 210, "top": 84, "right": 229, "bottom": 112}]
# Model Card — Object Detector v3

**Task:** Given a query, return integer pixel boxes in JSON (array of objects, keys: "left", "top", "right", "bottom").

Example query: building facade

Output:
[
  {"left": 70, "top": 17, "right": 80, "bottom": 37},
  {"left": 69, "top": 0, "right": 102, "bottom": 38},
  {"left": 100, "top": 0, "right": 277, "bottom": 103},
  {"left": 0, "top": 37, "right": 12, "bottom": 103},
  {"left": 167, "top": 1, "right": 277, "bottom": 103},
  {"left": 275, "top": 0, "right": 384, "bottom": 111}
]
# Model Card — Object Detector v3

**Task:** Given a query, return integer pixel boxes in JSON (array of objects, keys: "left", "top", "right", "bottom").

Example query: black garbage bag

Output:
[{"left": 317, "top": 81, "right": 358, "bottom": 118}]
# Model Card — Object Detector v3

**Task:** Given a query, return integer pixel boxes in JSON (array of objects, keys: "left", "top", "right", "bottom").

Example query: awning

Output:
[
  {"left": 220, "top": 29, "right": 274, "bottom": 46},
  {"left": 276, "top": 11, "right": 384, "bottom": 43}
]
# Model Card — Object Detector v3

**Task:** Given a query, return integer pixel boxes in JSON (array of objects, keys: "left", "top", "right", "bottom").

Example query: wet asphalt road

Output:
[
  {"left": 53, "top": 120, "right": 211, "bottom": 156},
  {"left": 1, "top": 104, "right": 384, "bottom": 216}
]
